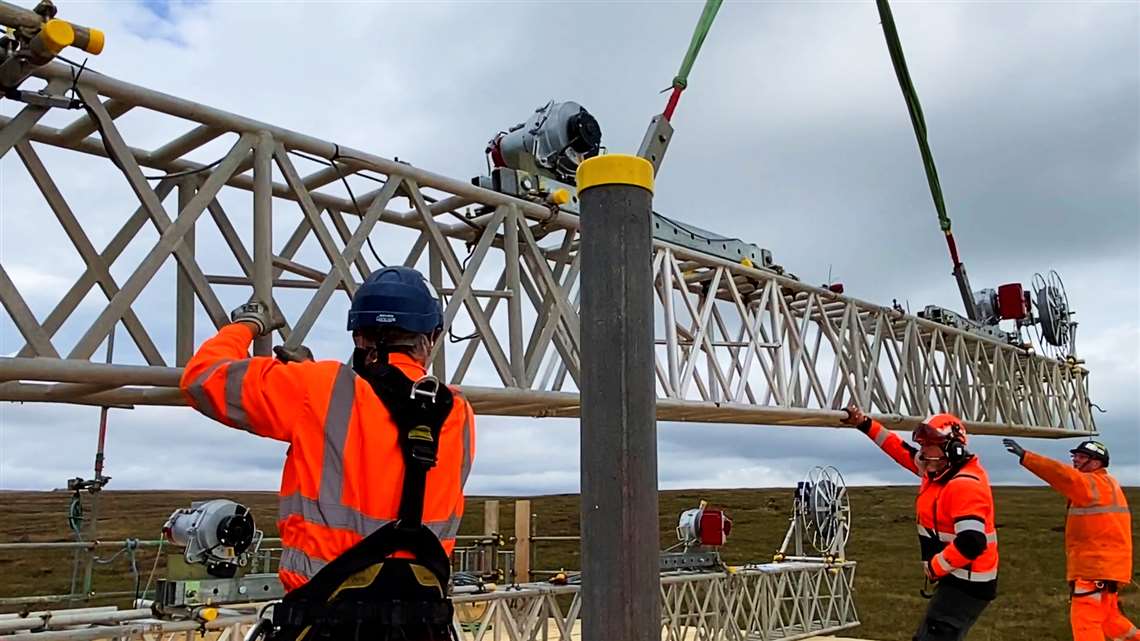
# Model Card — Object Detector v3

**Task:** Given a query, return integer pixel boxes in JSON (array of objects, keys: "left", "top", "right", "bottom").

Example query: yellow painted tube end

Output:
[
  {"left": 41, "top": 20, "right": 76, "bottom": 55},
  {"left": 576, "top": 154, "right": 654, "bottom": 194},
  {"left": 548, "top": 188, "right": 571, "bottom": 206},
  {"left": 82, "top": 27, "right": 105, "bottom": 55}
]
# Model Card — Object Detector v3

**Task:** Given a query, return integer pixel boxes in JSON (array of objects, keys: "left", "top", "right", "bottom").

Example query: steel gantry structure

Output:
[
  {"left": 0, "top": 60, "right": 1094, "bottom": 437},
  {"left": 0, "top": 567, "right": 859, "bottom": 641}
]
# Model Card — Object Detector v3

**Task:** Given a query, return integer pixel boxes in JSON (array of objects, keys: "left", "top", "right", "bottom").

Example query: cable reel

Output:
[
  {"left": 1030, "top": 270, "right": 1076, "bottom": 359},
  {"left": 776, "top": 466, "right": 851, "bottom": 562}
]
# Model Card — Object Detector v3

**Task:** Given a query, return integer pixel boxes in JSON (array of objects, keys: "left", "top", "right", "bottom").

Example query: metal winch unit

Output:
[
  {"left": 155, "top": 499, "right": 281, "bottom": 612},
  {"left": 473, "top": 101, "right": 779, "bottom": 271},
  {"left": 162, "top": 499, "right": 262, "bottom": 578},
  {"left": 660, "top": 500, "right": 733, "bottom": 572}
]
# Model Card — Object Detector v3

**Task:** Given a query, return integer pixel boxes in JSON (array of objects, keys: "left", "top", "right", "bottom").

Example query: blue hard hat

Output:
[{"left": 347, "top": 266, "right": 443, "bottom": 334}]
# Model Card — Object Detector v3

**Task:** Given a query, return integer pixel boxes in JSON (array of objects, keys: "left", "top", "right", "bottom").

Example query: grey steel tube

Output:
[
  {"left": 0, "top": 1, "right": 39, "bottom": 29},
  {"left": 577, "top": 154, "right": 659, "bottom": 641},
  {"left": 0, "top": 609, "right": 152, "bottom": 634},
  {"left": 30, "top": 63, "right": 575, "bottom": 229},
  {"left": 0, "top": 357, "right": 182, "bottom": 385},
  {"left": 252, "top": 132, "right": 274, "bottom": 355},
  {"left": 0, "top": 359, "right": 1088, "bottom": 436},
  {"left": 0, "top": 116, "right": 501, "bottom": 241}
]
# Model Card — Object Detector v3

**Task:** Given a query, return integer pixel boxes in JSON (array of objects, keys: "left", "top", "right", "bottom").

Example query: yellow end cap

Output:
[
  {"left": 199, "top": 607, "right": 218, "bottom": 621},
  {"left": 740, "top": 257, "right": 754, "bottom": 268},
  {"left": 41, "top": 20, "right": 76, "bottom": 54},
  {"left": 575, "top": 154, "right": 654, "bottom": 194},
  {"left": 83, "top": 28, "right": 105, "bottom": 55},
  {"left": 549, "top": 188, "right": 571, "bottom": 206}
]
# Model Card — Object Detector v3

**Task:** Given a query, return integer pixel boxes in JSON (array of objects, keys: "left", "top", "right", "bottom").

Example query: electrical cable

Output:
[
  {"left": 140, "top": 537, "right": 165, "bottom": 601},
  {"left": 443, "top": 245, "right": 480, "bottom": 343},
  {"left": 287, "top": 147, "right": 387, "bottom": 268}
]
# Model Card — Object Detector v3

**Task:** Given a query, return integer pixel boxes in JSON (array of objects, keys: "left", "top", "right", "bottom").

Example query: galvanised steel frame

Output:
[
  {"left": 0, "top": 565, "right": 858, "bottom": 641},
  {"left": 0, "top": 61, "right": 1093, "bottom": 437}
]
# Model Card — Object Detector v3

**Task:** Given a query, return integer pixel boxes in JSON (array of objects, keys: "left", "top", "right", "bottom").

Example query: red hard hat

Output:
[{"left": 912, "top": 413, "right": 967, "bottom": 446}]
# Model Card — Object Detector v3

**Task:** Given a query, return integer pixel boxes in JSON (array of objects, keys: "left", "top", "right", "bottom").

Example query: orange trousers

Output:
[{"left": 1072, "top": 581, "right": 1140, "bottom": 641}]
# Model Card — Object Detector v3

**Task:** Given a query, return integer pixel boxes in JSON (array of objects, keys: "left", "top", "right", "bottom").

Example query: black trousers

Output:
[{"left": 913, "top": 581, "right": 992, "bottom": 641}]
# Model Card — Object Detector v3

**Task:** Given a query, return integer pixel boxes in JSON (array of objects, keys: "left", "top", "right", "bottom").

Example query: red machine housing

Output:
[
  {"left": 698, "top": 508, "right": 733, "bottom": 546},
  {"left": 997, "top": 283, "right": 1028, "bottom": 320}
]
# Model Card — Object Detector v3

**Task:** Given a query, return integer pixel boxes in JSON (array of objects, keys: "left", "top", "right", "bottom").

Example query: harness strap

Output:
[{"left": 360, "top": 361, "right": 454, "bottom": 529}]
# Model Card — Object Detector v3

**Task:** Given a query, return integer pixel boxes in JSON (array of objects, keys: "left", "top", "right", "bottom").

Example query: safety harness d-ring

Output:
[{"left": 411, "top": 375, "right": 441, "bottom": 402}]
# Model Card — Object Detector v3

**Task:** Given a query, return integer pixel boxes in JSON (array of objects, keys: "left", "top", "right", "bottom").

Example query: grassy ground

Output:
[{"left": 2, "top": 487, "right": 1137, "bottom": 640}]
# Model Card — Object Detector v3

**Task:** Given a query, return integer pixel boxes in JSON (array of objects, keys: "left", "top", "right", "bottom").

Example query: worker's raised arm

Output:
[
  {"left": 842, "top": 404, "right": 920, "bottom": 476},
  {"left": 180, "top": 304, "right": 306, "bottom": 443},
  {"left": 1018, "top": 450, "right": 1095, "bottom": 505}
]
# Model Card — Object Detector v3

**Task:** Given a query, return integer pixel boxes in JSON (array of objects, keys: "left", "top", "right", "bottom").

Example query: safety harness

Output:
[{"left": 263, "top": 360, "right": 457, "bottom": 641}]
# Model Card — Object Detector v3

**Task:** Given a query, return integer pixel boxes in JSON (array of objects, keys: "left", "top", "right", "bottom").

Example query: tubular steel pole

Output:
[
  {"left": 175, "top": 178, "right": 196, "bottom": 365},
  {"left": 252, "top": 132, "right": 274, "bottom": 356},
  {"left": 577, "top": 154, "right": 659, "bottom": 641}
]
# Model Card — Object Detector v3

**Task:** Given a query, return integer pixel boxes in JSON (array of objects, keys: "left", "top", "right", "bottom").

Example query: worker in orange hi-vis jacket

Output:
[
  {"left": 1003, "top": 438, "right": 1136, "bottom": 641},
  {"left": 843, "top": 404, "right": 998, "bottom": 641},
  {"left": 180, "top": 266, "right": 475, "bottom": 593}
]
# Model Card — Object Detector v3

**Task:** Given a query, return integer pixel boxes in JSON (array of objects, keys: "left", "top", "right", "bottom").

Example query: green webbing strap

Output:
[
  {"left": 876, "top": 0, "right": 953, "bottom": 234},
  {"left": 672, "top": 0, "right": 724, "bottom": 90}
]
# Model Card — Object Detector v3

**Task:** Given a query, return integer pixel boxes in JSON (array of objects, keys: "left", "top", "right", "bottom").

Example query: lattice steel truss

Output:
[
  {"left": 0, "top": 61, "right": 1093, "bottom": 436},
  {"left": 0, "top": 566, "right": 858, "bottom": 641}
]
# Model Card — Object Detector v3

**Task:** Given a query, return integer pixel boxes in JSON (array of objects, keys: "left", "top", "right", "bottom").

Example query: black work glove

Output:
[
  {"left": 1002, "top": 438, "right": 1026, "bottom": 461},
  {"left": 841, "top": 403, "right": 872, "bottom": 433},
  {"left": 273, "top": 345, "right": 314, "bottom": 363},
  {"left": 230, "top": 300, "right": 284, "bottom": 337}
]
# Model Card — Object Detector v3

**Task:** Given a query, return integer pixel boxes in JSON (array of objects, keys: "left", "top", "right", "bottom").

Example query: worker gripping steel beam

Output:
[
  {"left": 844, "top": 404, "right": 999, "bottom": 640},
  {"left": 0, "top": 0, "right": 104, "bottom": 96},
  {"left": 181, "top": 268, "right": 477, "bottom": 641}
]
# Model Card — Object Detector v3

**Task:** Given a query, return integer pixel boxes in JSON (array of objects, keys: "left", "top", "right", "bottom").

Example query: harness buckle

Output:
[{"left": 410, "top": 375, "right": 441, "bottom": 402}]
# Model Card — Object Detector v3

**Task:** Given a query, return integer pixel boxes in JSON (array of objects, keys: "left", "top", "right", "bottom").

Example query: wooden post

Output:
[
  {"left": 514, "top": 499, "right": 531, "bottom": 583},
  {"left": 484, "top": 500, "right": 500, "bottom": 535}
]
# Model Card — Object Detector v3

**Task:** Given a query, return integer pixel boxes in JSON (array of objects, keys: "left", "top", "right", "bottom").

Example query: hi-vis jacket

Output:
[
  {"left": 862, "top": 420, "right": 999, "bottom": 600},
  {"left": 1022, "top": 452, "right": 1132, "bottom": 584},
  {"left": 180, "top": 324, "right": 476, "bottom": 591}
]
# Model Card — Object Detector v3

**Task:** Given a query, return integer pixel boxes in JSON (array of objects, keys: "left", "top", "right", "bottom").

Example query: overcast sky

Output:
[{"left": 1, "top": 0, "right": 1137, "bottom": 497}]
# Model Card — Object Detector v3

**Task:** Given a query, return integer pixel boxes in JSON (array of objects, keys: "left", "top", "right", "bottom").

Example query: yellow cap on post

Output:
[{"left": 576, "top": 154, "right": 654, "bottom": 194}]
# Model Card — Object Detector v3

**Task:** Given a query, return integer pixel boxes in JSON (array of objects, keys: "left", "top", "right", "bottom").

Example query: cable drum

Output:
[
  {"left": 795, "top": 466, "right": 851, "bottom": 556},
  {"left": 1031, "top": 270, "right": 1075, "bottom": 359}
]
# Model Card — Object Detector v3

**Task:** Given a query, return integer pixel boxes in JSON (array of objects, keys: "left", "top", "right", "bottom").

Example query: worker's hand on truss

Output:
[
  {"left": 229, "top": 300, "right": 284, "bottom": 337},
  {"left": 273, "top": 345, "right": 315, "bottom": 364},
  {"left": 1001, "top": 438, "right": 1026, "bottom": 461},
  {"left": 841, "top": 404, "right": 871, "bottom": 432}
]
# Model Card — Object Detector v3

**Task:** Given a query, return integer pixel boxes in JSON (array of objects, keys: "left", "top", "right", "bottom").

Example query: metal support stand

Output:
[{"left": 578, "top": 154, "right": 658, "bottom": 641}]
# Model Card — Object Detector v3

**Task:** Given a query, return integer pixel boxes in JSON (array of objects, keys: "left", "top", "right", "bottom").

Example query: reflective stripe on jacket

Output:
[
  {"left": 180, "top": 324, "right": 476, "bottom": 591},
  {"left": 1022, "top": 452, "right": 1132, "bottom": 584}
]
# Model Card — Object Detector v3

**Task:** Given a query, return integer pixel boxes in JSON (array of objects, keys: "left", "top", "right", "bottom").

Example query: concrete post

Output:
[{"left": 576, "top": 154, "right": 658, "bottom": 641}]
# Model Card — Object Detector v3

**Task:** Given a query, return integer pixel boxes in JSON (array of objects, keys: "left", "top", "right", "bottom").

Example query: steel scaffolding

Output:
[
  {"left": 0, "top": 61, "right": 1093, "bottom": 436},
  {"left": 0, "top": 566, "right": 858, "bottom": 641}
]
